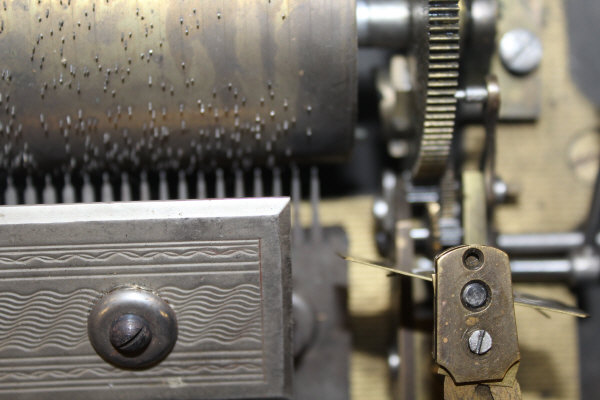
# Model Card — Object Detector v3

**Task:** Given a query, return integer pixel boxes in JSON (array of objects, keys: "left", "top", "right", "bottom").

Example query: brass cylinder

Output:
[{"left": 0, "top": 0, "right": 356, "bottom": 172}]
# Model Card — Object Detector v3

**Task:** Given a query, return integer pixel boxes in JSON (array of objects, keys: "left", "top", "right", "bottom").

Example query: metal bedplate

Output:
[{"left": 0, "top": 198, "right": 291, "bottom": 400}]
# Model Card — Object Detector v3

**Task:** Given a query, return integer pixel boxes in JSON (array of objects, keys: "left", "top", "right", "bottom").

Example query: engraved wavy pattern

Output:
[
  {"left": 158, "top": 284, "right": 262, "bottom": 346},
  {"left": 0, "top": 362, "right": 262, "bottom": 381},
  {"left": 0, "top": 283, "right": 262, "bottom": 352},
  {"left": 0, "top": 247, "right": 258, "bottom": 266},
  {"left": 0, "top": 289, "right": 101, "bottom": 351}
]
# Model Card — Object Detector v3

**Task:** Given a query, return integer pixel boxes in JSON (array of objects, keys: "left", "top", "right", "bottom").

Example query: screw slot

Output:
[
  {"left": 468, "top": 329, "right": 492, "bottom": 355},
  {"left": 463, "top": 248, "right": 484, "bottom": 270},
  {"left": 110, "top": 314, "right": 152, "bottom": 357}
]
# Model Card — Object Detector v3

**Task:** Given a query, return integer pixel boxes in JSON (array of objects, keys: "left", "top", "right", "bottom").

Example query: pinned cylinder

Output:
[{"left": 0, "top": 0, "right": 356, "bottom": 172}]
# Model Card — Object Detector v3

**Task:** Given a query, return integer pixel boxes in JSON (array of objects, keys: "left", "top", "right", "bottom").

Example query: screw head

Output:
[
  {"left": 499, "top": 28, "right": 543, "bottom": 75},
  {"left": 468, "top": 329, "right": 492, "bottom": 355},
  {"left": 110, "top": 314, "right": 152, "bottom": 357},
  {"left": 373, "top": 199, "right": 389, "bottom": 220},
  {"left": 461, "top": 281, "right": 489, "bottom": 309}
]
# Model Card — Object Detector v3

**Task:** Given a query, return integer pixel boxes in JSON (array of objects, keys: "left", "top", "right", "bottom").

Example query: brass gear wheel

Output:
[{"left": 411, "top": 0, "right": 461, "bottom": 183}]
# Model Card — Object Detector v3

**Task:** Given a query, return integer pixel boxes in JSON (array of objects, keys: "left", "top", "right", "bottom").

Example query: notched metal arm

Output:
[{"left": 434, "top": 245, "right": 520, "bottom": 385}]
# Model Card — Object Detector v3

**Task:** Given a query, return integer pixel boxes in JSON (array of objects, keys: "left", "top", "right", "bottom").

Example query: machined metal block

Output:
[{"left": 0, "top": 198, "right": 292, "bottom": 400}]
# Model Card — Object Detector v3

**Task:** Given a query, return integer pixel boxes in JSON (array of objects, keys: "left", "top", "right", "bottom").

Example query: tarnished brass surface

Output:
[
  {"left": 463, "top": 170, "right": 489, "bottom": 244},
  {"left": 435, "top": 245, "right": 520, "bottom": 384},
  {"left": 0, "top": 0, "right": 356, "bottom": 172},
  {"left": 492, "top": 0, "right": 543, "bottom": 120}
]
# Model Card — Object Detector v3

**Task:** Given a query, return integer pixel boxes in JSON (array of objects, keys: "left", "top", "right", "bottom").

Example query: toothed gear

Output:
[{"left": 411, "top": 0, "right": 461, "bottom": 183}]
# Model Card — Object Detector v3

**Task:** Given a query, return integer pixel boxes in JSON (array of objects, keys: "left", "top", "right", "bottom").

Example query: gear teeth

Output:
[
  {"left": 413, "top": 0, "right": 461, "bottom": 182},
  {"left": 427, "top": 105, "right": 457, "bottom": 112},
  {"left": 430, "top": 61, "right": 460, "bottom": 68}
]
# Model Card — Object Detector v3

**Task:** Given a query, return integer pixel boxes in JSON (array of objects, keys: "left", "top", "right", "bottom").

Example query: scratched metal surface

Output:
[{"left": 0, "top": 0, "right": 356, "bottom": 172}]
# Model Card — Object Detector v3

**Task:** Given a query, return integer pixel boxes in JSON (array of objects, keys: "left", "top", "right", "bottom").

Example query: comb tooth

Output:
[
  {"left": 159, "top": 170, "right": 169, "bottom": 200},
  {"left": 196, "top": 171, "right": 207, "bottom": 199},
  {"left": 272, "top": 167, "right": 282, "bottom": 196},
  {"left": 62, "top": 173, "right": 76, "bottom": 203},
  {"left": 291, "top": 165, "right": 304, "bottom": 244},
  {"left": 215, "top": 169, "right": 226, "bottom": 199},
  {"left": 253, "top": 168, "right": 263, "bottom": 197},
  {"left": 101, "top": 173, "right": 113, "bottom": 202},
  {"left": 178, "top": 170, "right": 188, "bottom": 200},
  {"left": 140, "top": 171, "right": 151, "bottom": 201},
  {"left": 43, "top": 174, "right": 57, "bottom": 204},
  {"left": 120, "top": 172, "right": 131, "bottom": 202},
  {"left": 235, "top": 169, "right": 245, "bottom": 198},
  {"left": 82, "top": 173, "right": 95, "bottom": 203},
  {"left": 24, "top": 175, "right": 37, "bottom": 204},
  {"left": 310, "top": 166, "right": 322, "bottom": 242},
  {"left": 4, "top": 176, "right": 18, "bottom": 205}
]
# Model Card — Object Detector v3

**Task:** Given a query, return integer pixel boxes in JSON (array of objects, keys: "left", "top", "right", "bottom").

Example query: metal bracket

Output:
[{"left": 434, "top": 245, "right": 520, "bottom": 384}]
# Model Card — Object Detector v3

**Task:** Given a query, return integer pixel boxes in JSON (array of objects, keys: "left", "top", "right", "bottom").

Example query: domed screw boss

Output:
[{"left": 88, "top": 288, "right": 177, "bottom": 370}]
